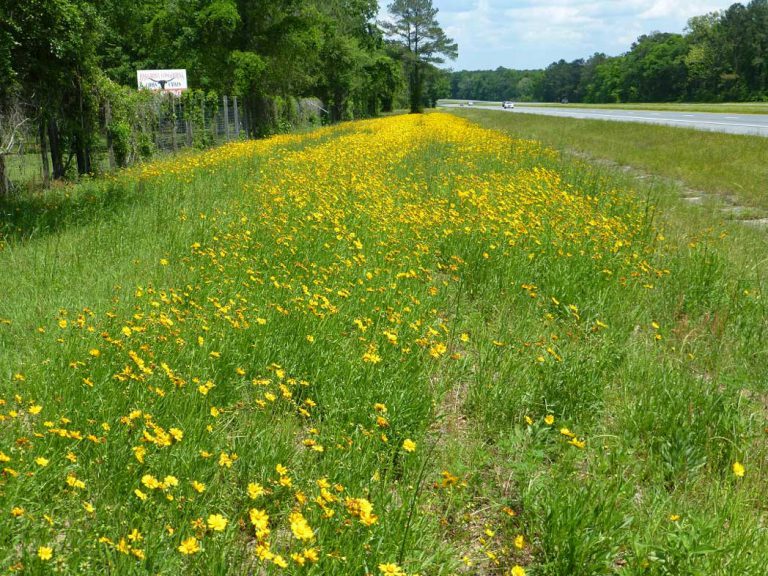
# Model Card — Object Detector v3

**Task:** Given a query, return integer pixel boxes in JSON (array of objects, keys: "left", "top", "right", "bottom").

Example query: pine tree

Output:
[{"left": 380, "top": 0, "right": 457, "bottom": 113}]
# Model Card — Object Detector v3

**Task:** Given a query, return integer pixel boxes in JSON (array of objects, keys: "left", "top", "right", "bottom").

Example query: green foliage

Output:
[
  {"left": 450, "top": 0, "right": 768, "bottom": 103},
  {"left": 231, "top": 51, "right": 266, "bottom": 97},
  {"left": 108, "top": 120, "right": 131, "bottom": 167},
  {"left": 451, "top": 68, "right": 543, "bottom": 102}
]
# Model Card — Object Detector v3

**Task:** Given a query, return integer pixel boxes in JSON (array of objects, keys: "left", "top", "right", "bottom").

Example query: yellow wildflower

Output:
[
  {"left": 289, "top": 511, "right": 314, "bottom": 541},
  {"left": 248, "top": 482, "right": 265, "bottom": 499},
  {"left": 178, "top": 536, "right": 200, "bottom": 555},
  {"left": 207, "top": 514, "right": 228, "bottom": 532}
]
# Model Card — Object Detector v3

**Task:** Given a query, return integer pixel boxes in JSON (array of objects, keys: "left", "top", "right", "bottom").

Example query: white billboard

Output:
[{"left": 137, "top": 70, "right": 188, "bottom": 95}]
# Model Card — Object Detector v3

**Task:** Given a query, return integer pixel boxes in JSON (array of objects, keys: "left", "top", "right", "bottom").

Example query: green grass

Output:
[
  {"left": 1, "top": 113, "right": 767, "bottom": 575},
  {"left": 450, "top": 107, "right": 768, "bottom": 213}
]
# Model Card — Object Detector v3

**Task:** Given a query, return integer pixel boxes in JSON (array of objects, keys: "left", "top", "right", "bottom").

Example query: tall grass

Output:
[{"left": 0, "top": 113, "right": 766, "bottom": 575}]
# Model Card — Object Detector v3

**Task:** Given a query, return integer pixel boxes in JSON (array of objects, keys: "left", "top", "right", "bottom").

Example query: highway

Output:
[{"left": 440, "top": 103, "right": 768, "bottom": 137}]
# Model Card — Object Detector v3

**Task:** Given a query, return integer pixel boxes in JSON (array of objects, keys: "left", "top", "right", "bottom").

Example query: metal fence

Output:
[
  {"left": 154, "top": 95, "right": 244, "bottom": 152},
  {"left": 0, "top": 95, "right": 324, "bottom": 193}
]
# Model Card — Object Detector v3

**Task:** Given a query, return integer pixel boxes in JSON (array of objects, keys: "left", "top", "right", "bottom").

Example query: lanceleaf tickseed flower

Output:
[
  {"left": 248, "top": 482, "right": 265, "bottom": 499},
  {"left": 249, "top": 508, "right": 270, "bottom": 538},
  {"left": 346, "top": 497, "right": 379, "bottom": 526},
  {"left": 178, "top": 536, "right": 200, "bottom": 555},
  {"left": 733, "top": 461, "right": 745, "bottom": 477},
  {"left": 207, "top": 514, "right": 228, "bottom": 531},
  {"left": 218, "top": 452, "right": 236, "bottom": 467},
  {"left": 379, "top": 563, "right": 406, "bottom": 575},
  {"left": 362, "top": 345, "right": 382, "bottom": 364},
  {"left": 289, "top": 512, "right": 314, "bottom": 541},
  {"left": 568, "top": 438, "right": 586, "bottom": 449},
  {"left": 141, "top": 474, "right": 160, "bottom": 490},
  {"left": 402, "top": 439, "right": 416, "bottom": 453}
]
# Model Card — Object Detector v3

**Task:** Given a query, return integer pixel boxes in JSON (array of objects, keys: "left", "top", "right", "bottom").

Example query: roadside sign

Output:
[{"left": 137, "top": 70, "right": 188, "bottom": 95}]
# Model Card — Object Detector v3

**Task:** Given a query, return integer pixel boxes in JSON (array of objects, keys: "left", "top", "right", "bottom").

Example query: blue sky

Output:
[{"left": 420, "top": 0, "right": 739, "bottom": 70}]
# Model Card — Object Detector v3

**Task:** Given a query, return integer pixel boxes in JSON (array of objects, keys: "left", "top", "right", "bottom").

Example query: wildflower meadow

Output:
[{"left": 0, "top": 113, "right": 766, "bottom": 575}]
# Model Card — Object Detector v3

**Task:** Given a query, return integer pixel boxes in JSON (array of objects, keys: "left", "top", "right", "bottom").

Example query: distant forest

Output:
[{"left": 451, "top": 0, "right": 768, "bottom": 103}]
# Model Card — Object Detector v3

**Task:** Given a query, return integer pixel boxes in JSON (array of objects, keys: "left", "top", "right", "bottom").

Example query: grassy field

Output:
[
  {"left": 438, "top": 100, "right": 768, "bottom": 115},
  {"left": 1, "top": 113, "right": 767, "bottom": 575},
  {"left": 450, "top": 107, "right": 768, "bottom": 215}
]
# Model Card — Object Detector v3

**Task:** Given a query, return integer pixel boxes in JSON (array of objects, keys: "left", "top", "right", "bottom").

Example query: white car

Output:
[{"left": 502, "top": 101, "right": 515, "bottom": 109}]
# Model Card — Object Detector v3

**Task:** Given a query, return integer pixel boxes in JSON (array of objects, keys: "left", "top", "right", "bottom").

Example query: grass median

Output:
[
  {"left": 449, "top": 107, "right": 768, "bottom": 214},
  {"left": 1, "top": 113, "right": 767, "bottom": 575}
]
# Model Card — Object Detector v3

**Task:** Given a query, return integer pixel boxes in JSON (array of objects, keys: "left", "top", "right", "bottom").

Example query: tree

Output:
[
  {"left": 621, "top": 33, "right": 689, "bottom": 102},
  {"left": 537, "top": 59, "right": 584, "bottom": 102},
  {"left": 3, "top": 0, "right": 103, "bottom": 178},
  {"left": 380, "top": 0, "right": 457, "bottom": 113}
]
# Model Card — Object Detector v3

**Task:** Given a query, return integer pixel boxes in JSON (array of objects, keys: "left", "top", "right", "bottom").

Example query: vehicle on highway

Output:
[
  {"left": 467, "top": 101, "right": 474, "bottom": 106},
  {"left": 502, "top": 101, "right": 515, "bottom": 109}
]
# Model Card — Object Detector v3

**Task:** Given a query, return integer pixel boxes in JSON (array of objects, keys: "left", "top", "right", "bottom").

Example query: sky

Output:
[{"left": 418, "top": 0, "right": 739, "bottom": 71}]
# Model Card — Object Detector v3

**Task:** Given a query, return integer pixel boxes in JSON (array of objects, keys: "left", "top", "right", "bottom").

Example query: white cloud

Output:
[{"left": 421, "top": 0, "right": 736, "bottom": 70}]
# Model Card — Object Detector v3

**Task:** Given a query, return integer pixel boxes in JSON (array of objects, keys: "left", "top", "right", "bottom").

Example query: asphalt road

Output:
[{"left": 440, "top": 104, "right": 768, "bottom": 137}]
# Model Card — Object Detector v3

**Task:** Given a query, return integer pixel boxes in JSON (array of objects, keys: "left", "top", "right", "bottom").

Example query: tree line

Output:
[
  {"left": 0, "top": 0, "right": 455, "bottom": 191},
  {"left": 451, "top": 0, "right": 768, "bottom": 104}
]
